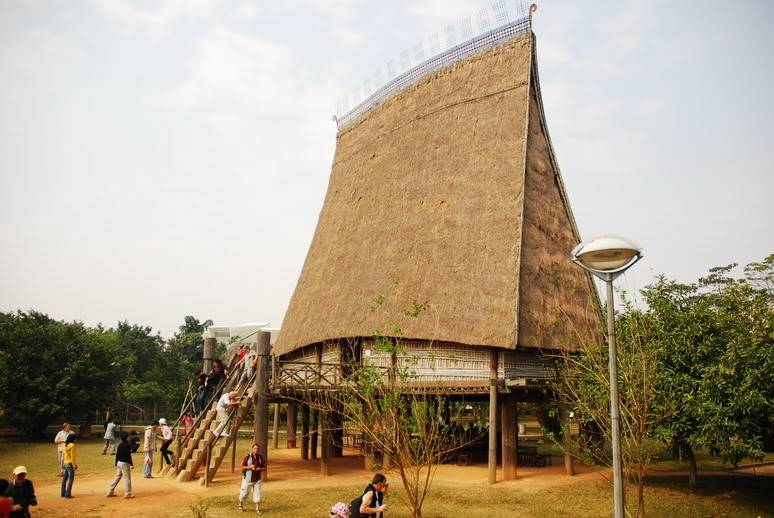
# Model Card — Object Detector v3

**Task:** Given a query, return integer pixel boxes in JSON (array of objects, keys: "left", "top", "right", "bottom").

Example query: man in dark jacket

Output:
[
  {"left": 5, "top": 467, "right": 36, "bottom": 518},
  {"left": 107, "top": 432, "right": 134, "bottom": 498}
]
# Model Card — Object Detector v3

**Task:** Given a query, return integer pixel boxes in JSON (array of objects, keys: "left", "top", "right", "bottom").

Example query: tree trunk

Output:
[{"left": 686, "top": 443, "right": 698, "bottom": 490}]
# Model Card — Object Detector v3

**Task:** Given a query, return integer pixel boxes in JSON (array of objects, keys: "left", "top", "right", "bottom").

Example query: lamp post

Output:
[{"left": 571, "top": 236, "right": 642, "bottom": 518}]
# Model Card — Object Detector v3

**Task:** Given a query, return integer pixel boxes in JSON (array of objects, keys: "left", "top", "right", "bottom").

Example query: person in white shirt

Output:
[
  {"left": 158, "top": 418, "right": 174, "bottom": 465},
  {"left": 102, "top": 418, "right": 117, "bottom": 455},
  {"left": 54, "top": 423, "right": 73, "bottom": 476},
  {"left": 142, "top": 421, "right": 159, "bottom": 478},
  {"left": 214, "top": 391, "right": 241, "bottom": 437}
]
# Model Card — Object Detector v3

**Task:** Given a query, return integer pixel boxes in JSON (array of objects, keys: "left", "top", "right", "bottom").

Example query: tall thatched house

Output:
[{"left": 275, "top": 19, "right": 601, "bottom": 479}]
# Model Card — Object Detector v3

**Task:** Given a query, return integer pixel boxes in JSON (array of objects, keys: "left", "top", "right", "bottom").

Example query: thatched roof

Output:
[{"left": 275, "top": 32, "right": 600, "bottom": 356}]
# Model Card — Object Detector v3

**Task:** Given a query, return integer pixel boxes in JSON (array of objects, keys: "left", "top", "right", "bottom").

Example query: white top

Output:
[
  {"left": 160, "top": 425, "right": 173, "bottom": 441},
  {"left": 54, "top": 430, "right": 73, "bottom": 452},
  {"left": 104, "top": 422, "right": 117, "bottom": 440},
  {"left": 217, "top": 393, "right": 231, "bottom": 414}
]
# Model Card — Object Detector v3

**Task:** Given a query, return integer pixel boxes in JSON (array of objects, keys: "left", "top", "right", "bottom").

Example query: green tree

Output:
[
  {"left": 0, "top": 311, "right": 129, "bottom": 435},
  {"left": 167, "top": 316, "right": 213, "bottom": 365},
  {"left": 645, "top": 260, "right": 774, "bottom": 488}
]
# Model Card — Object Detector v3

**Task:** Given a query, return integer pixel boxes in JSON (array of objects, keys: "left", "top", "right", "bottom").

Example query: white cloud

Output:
[
  {"left": 167, "top": 26, "right": 293, "bottom": 109},
  {"left": 92, "top": 0, "right": 216, "bottom": 35}
]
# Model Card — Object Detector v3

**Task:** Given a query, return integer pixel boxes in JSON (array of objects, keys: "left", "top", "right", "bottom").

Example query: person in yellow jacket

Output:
[{"left": 61, "top": 435, "right": 77, "bottom": 498}]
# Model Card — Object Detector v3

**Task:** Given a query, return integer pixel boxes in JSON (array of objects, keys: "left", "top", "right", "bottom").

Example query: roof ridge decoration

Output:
[{"left": 333, "top": 4, "right": 537, "bottom": 131}]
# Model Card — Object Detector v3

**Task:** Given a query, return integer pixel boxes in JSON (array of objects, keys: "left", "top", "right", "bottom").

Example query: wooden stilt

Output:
[
  {"left": 253, "top": 331, "right": 271, "bottom": 481},
  {"left": 311, "top": 410, "right": 319, "bottom": 460},
  {"left": 321, "top": 413, "right": 331, "bottom": 476},
  {"left": 272, "top": 403, "right": 280, "bottom": 450},
  {"left": 301, "top": 404, "right": 310, "bottom": 460},
  {"left": 488, "top": 349, "right": 498, "bottom": 484},
  {"left": 501, "top": 395, "right": 517, "bottom": 480},
  {"left": 287, "top": 402, "right": 297, "bottom": 448}
]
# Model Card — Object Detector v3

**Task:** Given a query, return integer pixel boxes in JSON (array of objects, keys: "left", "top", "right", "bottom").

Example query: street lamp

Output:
[{"left": 571, "top": 236, "right": 642, "bottom": 518}]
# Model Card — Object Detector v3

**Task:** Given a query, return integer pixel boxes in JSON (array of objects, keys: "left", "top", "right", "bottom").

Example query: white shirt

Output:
[
  {"left": 217, "top": 393, "right": 232, "bottom": 415},
  {"left": 104, "top": 422, "right": 117, "bottom": 440},
  {"left": 54, "top": 430, "right": 73, "bottom": 452},
  {"left": 160, "top": 425, "right": 173, "bottom": 441}
]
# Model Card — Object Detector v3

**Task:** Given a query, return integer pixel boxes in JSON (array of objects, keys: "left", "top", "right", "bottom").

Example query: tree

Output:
[
  {"left": 552, "top": 299, "right": 672, "bottom": 518},
  {"left": 0, "top": 311, "right": 129, "bottom": 435},
  {"left": 167, "top": 316, "right": 213, "bottom": 365},
  {"left": 645, "top": 260, "right": 774, "bottom": 488}
]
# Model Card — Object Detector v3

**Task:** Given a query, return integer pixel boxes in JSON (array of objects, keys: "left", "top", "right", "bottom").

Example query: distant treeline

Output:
[{"left": 0, "top": 313, "right": 214, "bottom": 436}]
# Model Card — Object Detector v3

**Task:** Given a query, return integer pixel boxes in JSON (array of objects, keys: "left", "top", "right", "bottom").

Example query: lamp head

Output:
[{"left": 571, "top": 236, "right": 642, "bottom": 276}]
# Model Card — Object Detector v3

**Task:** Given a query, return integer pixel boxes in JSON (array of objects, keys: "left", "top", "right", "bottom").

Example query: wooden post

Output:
[
  {"left": 501, "top": 395, "right": 517, "bottom": 480},
  {"left": 488, "top": 349, "right": 498, "bottom": 484},
  {"left": 231, "top": 431, "right": 237, "bottom": 473},
  {"left": 321, "top": 413, "right": 331, "bottom": 476},
  {"left": 301, "top": 404, "right": 310, "bottom": 460},
  {"left": 287, "top": 402, "right": 297, "bottom": 448},
  {"left": 272, "top": 403, "right": 280, "bottom": 450},
  {"left": 253, "top": 331, "right": 271, "bottom": 481},
  {"left": 203, "top": 337, "right": 216, "bottom": 373},
  {"left": 558, "top": 397, "right": 575, "bottom": 476},
  {"left": 204, "top": 437, "right": 211, "bottom": 487},
  {"left": 311, "top": 410, "right": 319, "bottom": 460}
]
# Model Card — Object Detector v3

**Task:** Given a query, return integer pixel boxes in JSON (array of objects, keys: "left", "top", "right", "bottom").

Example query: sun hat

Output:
[
  {"left": 330, "top": 502, "right": 349, "bottom": 517},
  {"left": 12, "top": 466, "right": 27, "bottom": 476},
  {"left": 158, "top": 418, "right": 167, "bottom": 425}
]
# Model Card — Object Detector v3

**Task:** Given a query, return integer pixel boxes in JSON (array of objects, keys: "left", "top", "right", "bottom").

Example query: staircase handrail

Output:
[
  {"left": 203, "top": 367, "right": 258, "bottom": 483},
  {"left": 173, "top": 350, "right": 246, "bottom": 472}
]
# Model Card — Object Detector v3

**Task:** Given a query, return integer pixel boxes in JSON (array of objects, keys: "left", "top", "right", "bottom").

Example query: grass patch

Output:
[
  {"left": 0, "top": 436, "right": 121, "bottom": 483},
  {"left": 199, "top": 476, "right": 773, "bottom": 518}
]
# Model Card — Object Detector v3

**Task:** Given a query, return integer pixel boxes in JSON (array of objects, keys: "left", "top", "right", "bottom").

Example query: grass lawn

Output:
[{"left": 201, "top": 475, "right": 773, "bottom": 518}]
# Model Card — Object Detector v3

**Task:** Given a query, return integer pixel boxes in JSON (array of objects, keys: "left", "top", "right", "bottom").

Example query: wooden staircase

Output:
[{"left": 169, "top": 361, "right": 256, "bottom": 483}]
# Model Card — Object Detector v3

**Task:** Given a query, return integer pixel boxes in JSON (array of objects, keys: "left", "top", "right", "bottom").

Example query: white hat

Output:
[
  {"left": 158, "top": 418, "right": 167, "bottom": 425},
  {"left": 13, "top": 466, "right": 27, "bottom": 476}
]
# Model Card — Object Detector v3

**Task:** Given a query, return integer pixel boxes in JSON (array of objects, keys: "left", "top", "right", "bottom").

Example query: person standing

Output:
[
  {"left": 60, "top": 435, "right": 77, "bottom": 498},
  {"left": 158, "top": 418, "right": 174, "bottom": 465},
  {"left": 182, "top": 412, "right": 194, "bottom": 437},
  {"left": 238, "top": 347, "right": 257, "bottom": 387},
  {"left": 53, "top": 423, "right": 73, "bottom": 476},
  {"left": 142, "top": 421, "right": 159, "bottom": 478},
  {"left": 107, "top": 432, "right": 134, "bottom": 499},
  {"left": 5, "top": 467, "right": 36, "bottom": 518},
  {"left": 237, "top": 443, "right": 265, "bottom": 514},
  {"left": 0, "top": 479, "right": 22, "bottom": 518},
  {"left": 102, "top": 418, "right": 117, "bottom": 455}
]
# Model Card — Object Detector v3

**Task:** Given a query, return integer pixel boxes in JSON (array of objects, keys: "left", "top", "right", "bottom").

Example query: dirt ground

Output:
[{"left": 30, "top": 447, "right": 601, "bottom": 517}]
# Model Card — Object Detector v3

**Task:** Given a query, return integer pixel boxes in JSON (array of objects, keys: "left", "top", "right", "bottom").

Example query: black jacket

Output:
[{"left": 116, "top": 441, "right": 133, "bottom": 465}]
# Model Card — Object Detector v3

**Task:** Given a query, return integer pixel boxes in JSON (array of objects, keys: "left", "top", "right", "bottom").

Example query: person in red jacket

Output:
[{"left": 237, "top": 444, "right": 265, "bottom": 514}]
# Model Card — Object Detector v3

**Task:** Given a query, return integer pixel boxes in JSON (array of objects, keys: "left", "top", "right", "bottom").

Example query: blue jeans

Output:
[
  {"left": 61, "top": 464, "right": 75, "bottom": 497},
  {"left": 144, "top": 452, "right": 153, "bottom": 477}
]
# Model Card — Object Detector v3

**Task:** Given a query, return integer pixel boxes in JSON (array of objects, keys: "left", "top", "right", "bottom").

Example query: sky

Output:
[{"left": 1, "top": 0, "right": 772, "bottom": 339}]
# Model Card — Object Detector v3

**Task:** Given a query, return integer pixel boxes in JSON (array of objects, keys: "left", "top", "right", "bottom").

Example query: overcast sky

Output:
[{"left": 2, "top": 0, "right": 772, "bottom": 338}]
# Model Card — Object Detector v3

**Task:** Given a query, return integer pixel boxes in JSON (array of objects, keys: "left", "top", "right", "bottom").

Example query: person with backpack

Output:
[
  {"left": 349, "top": 473, "right": 388, "bottom": 518},
  {"left": 237, "top": 443, "right": 265, "bottom": 514}
]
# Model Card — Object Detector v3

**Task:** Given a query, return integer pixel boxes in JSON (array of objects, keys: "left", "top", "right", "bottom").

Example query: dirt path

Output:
[{"left": 32, "top": 449, "right": 601, "bottom": 517}]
